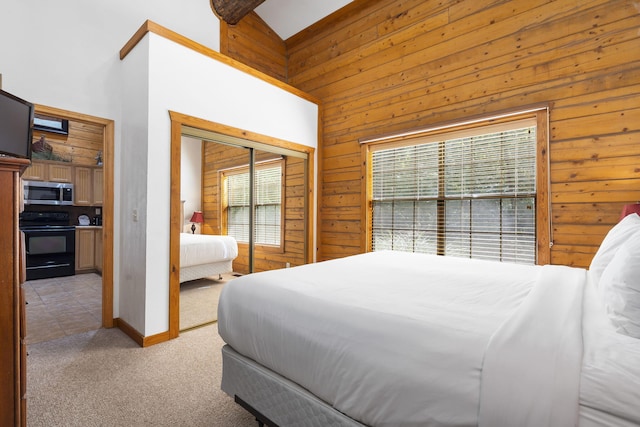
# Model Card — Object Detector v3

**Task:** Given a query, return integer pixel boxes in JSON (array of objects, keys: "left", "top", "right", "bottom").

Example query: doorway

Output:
[
  {"left": 169, "top": 111, "right": 314, "bottom": 338},
  {"left": 29, "top": 105, "right": 115, "bottom": 331}
]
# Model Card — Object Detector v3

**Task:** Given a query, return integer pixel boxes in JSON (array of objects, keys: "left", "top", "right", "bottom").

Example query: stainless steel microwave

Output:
[{"left": 23, "top": 180, "right": 74, "bottom": 205}]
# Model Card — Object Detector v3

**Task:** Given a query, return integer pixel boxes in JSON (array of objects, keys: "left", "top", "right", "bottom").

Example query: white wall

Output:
[
  {"left": 181, "top": 136, "right": 203, "bottom": 233},
  {"left": 122, "top": 33, "right": 318, "bottom": 336},
  {"left": 1, "top": 0, "right": 219, "bottom": 115},
  {"left": 119, "top": 35, "right": 150, "bottom": 332},
  {"left": 1, "top": 0, "right": 220, "bottom": 321}
]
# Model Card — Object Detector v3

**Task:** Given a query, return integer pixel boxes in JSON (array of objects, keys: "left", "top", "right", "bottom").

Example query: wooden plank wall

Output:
[
  {"left": 220, "top": 12, "right": 288, "bottom": 81},
  {"left": 227, "top": 0, "right": 640, "bottom": 268},
  {"left": 202, "top": 142, "right": 306, "bottom": 274},
  {"left": 31, "top": 118, "right": 103, "bottom": 166}
]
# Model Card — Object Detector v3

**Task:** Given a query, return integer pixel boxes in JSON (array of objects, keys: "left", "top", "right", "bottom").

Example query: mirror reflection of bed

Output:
[
  {"left": 179, "top": 160, "right": 239, "bottom": 331},
  {"left": 178, "top": 133, "right": 310, "bottom": 331},
  {"left": 178, "top": 229, "right": 239, "bottom": 331}
]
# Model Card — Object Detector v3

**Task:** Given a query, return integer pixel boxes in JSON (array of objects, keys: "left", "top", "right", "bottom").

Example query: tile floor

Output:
[
  {"left": 24, "top": 272, "right": 237, "bottom": 344},
  {"left": 23, "top": 273, "right": 103, "bottom": 345}
]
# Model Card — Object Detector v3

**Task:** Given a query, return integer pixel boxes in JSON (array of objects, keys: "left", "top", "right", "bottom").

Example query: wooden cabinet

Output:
[
  {"left": 75, "top": 227, "right": 102, "bottom": 273},
  {"left": 48, "top": 163, "right": 73, "bottom": 182},
  {"left": 74, "top": 166, "right": 103, "bottom": 206},
  {"left": 21, "top": 161, "right": 46, "bottom": 180},
  {"left": 75, "top": 228, "right": 96, "bottom": 272},
  {"left": 95, "top": 229, "right": 103, "bottom": 273},
  {"left": 22, "top": 160, "right": 72, "bottom": 182},
  {"left": 0, "top": 156, "right": 30, "bottom": 427},
  {"left": 74, "top": 167, "right": 92, "bottom": 205},
  {"left": 93, "top": 168, "right": 103, "bottom": 206}
]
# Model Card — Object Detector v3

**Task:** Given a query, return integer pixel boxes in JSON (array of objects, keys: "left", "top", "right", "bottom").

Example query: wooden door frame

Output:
[
  {"left": 34, "top": 104, "right": 115, "bottom": 328},
  {"left": 168, "top": 111, "right": 315, "bottom": 339}
]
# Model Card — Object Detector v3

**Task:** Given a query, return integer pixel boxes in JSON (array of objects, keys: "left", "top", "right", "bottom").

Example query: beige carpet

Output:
[
  {"left": 27, "top": 323, "right": 256, "bottom": 427},
  {"left": 180, "top": 273, "right": 236, "bottom": 331}
]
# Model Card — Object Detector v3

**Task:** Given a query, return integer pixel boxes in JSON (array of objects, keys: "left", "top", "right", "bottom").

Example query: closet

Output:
[
  {"left": 186, "top": 126, "right": 311, "bottom": 274},
  {"left": 168, "top": 116, "right": 315, "bottom": 338}
]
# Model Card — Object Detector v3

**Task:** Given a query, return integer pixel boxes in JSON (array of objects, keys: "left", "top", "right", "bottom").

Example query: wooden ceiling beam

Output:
[{"left": 210, "top": 0, "right": 266, "bottom": 25}]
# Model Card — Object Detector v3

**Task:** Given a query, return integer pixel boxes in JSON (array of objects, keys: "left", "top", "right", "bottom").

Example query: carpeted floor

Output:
[
  {"left": 179, "top": 274, "right": 232, "bottom": 331},
  {"left": 27, "top": 323, "right": 256, "bottom": 427}
]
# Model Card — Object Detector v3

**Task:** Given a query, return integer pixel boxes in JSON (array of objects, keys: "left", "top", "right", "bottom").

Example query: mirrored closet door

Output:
[
  {"left": 186, "top": 127, "right": 310, "bottom": 274},
  {"left": 175, "top": 124, "right": 311, "bottom": 332}
]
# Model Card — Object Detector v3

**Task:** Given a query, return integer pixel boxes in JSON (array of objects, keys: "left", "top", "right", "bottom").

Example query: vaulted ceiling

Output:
[{"left": 212, "top": 0, "right": 354, "bottom": 40}]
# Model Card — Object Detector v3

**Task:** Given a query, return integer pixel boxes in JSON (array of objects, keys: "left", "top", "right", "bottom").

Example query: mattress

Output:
[
  {"left": 218, "top": 251, "right": 640, "bottom": 426},
  {"left": 218, "top": 251, "right": 555, "bottom": 426},
  {"left": 179, "top": 232, "right": 238, "bottom": 267},
  {"left": 222, "top": 341, "right": 640, "bottom": 427}
]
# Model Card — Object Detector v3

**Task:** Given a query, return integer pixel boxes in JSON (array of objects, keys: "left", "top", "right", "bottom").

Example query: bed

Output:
[
  {"left": 217, "top": 214, "right": 640, "bottom": 427},
  {"left": 179, "top": 232, "right": 238, "bottom": 283}
]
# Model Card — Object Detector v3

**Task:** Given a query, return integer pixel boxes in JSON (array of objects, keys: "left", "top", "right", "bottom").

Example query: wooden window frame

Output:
[
  {"left": 361, "top": 107, "right": 550, "bottom": 265},
  {"left": 219, "top": 158, "right": 285, "bottom": 251}
]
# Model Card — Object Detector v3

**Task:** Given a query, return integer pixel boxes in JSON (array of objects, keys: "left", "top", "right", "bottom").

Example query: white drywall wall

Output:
[
  {"left": 181, "top": 136, "right": 203, "bottom": 233},
  {"left": 121, "top": 32, "right": 318, "bottom": 336}
]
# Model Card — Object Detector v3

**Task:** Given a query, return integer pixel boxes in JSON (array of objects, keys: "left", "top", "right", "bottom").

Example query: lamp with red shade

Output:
[
  {"left": 189, "top": 211, "right": 204, "bottom": 234},
  {"left": 619, "top": 203, "right": 640, "bottom": 222}
]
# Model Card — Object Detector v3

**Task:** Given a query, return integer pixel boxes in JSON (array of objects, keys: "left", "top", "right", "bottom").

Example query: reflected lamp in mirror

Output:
[
  {"left": 189, "top": 211, "right": 204, "bottom": 234},
  {"left": 619, "top": 203, "right": 640, "bottom": 221}
]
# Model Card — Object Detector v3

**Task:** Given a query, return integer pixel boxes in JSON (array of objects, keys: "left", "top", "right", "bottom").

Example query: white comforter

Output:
[
  {"left": 479, "top": 264, "right": 585, "bottom": 427},
  {"left": 218, "top": 251, "right": 636, "bottom": 426},
  {"left": 179, "top": 232, "right": 238, "bottom": 267}
]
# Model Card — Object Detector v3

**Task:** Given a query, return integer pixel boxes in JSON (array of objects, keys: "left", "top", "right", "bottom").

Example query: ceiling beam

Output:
[{"left": 210, "top": 0, "right": 266, "bottom": 25}]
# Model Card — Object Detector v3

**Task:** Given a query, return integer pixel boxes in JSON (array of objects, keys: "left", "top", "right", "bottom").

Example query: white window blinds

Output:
[
  {"left": 371, "top": 120, "right": 537, "bottom": 264},
  {"left": 227, "top": 165, "right": 282, "bottom": 245}
]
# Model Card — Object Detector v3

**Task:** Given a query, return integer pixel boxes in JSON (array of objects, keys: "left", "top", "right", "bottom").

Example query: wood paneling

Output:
[
  {"left": 202, "top": 142, "right": 307, "bottom": 274},
  {"left": 225, "top": 0, "right": 640, "bottom": 268},
  {"left": 32, "top": 119, "right": 103, "bottom": 166},
  {"left": 220, "top": 12, "right": 287, "bottom": 82}
]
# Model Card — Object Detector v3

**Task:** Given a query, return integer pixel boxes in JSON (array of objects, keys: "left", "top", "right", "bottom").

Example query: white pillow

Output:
[
  {"left": 598, "top": 234, "right": 640, "bottom": 339},
  {"left": 589, "top": 213, "right": 640, "bottom": 287}
]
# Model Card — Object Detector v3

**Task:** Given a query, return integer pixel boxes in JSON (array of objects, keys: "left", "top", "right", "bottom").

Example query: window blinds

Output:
[
  {"left": 371, "top": 123, "right": 537, "bottom": 264},
  {"left": 227, "top": 165, "right": 281, "bottom": 245}
]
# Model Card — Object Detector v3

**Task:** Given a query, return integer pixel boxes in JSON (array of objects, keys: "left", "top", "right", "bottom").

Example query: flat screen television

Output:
[{"left": 0, "top": 89, "right": 34, "bottom": 159}]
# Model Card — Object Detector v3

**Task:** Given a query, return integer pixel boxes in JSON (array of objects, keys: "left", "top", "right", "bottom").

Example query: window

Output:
[
  {"left": 224, "top": 160, "right": 283, "bottom": 246},
  {"left": 366, "top": 111, "right": 549, "bottom": 265}
]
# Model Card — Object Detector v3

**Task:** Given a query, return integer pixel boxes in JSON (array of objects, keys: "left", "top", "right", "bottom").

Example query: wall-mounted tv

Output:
[{"left": 0, "top": 89, "right": 34, "bottom": 159}]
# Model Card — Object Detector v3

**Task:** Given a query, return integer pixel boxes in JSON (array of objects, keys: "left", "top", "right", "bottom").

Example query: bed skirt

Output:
[
  {"left": 221, "top": 345, "right": 365, "bottom": 427},
  {"left": 179, "top": 260, "right": 233, "bottom": 283}
]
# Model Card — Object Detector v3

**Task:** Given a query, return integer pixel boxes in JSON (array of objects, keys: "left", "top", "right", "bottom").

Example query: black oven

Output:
[{"left": 20, "top": 211, "right": 75, "bottom": 280}]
